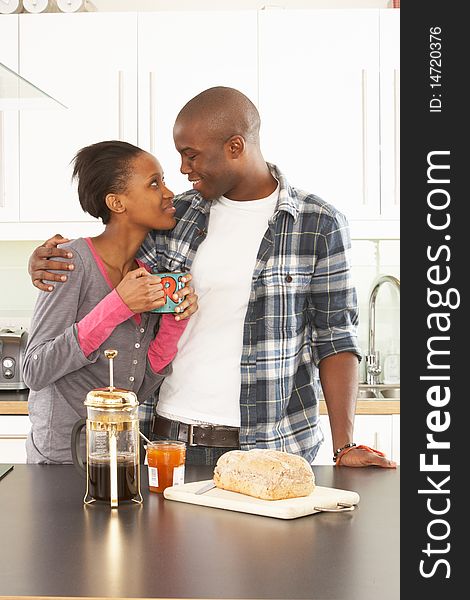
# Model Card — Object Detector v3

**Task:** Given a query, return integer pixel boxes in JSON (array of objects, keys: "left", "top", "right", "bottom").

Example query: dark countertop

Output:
[{"left": 0, "top": 464, "right": 399, "bottom": 600}]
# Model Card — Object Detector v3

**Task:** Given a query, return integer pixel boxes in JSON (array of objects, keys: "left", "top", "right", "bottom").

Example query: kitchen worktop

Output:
[
  {"left": 0, "top": 390, "right": 29, "bottom": 415},
  {"left": 0, "top": 390, "right": 400, "bottom": 415},
  {"left": 0, "top": 464, "right": 399, "bottom": 600}
]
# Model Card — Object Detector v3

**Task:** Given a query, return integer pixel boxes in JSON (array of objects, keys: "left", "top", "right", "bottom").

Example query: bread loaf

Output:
[{"left": 213, "top": 449, "right": 315, "bottom": 500}]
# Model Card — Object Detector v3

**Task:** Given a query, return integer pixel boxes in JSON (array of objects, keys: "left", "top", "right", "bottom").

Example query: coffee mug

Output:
[{"left": 151, "top": 272, "right": 185, "bottom": 313}]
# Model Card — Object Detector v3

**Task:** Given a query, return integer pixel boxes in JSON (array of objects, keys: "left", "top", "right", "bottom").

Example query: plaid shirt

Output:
[{"left": 138, "top": 164, "right": 361, "bottom": 463}]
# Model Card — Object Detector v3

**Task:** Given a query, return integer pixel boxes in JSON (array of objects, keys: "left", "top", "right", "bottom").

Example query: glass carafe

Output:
[{"left": 71, "top": 350, "right": 143, "bottom": 507}]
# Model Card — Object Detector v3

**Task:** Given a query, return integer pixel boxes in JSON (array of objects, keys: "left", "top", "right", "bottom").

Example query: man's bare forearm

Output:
[{"left": 319, "top": 352, "right": 359, "bottom": 451}]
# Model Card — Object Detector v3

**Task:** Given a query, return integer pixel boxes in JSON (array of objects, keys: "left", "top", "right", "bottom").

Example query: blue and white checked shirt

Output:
[{"left": 138, "top": 164, "right": 361, "bottom": 463}]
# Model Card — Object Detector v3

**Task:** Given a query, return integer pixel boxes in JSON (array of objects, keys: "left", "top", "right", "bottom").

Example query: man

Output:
[{"left": 29, "top": 86, "right": 395, "bottom": 469}]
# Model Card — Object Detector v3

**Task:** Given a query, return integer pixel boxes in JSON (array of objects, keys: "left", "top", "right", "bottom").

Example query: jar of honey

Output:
[{"left": 147, "top": 441, "right": 186, "bottom": 493}]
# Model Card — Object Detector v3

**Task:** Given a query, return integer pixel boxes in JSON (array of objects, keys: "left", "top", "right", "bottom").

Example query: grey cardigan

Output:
[{"left": 23, "top": 238, "right": 165, "bottom": 464}]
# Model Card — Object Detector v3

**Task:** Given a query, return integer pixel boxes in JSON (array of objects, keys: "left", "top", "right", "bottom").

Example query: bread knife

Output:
[{"left": 195, "top": 481, "right": 216, "bottom": 495}]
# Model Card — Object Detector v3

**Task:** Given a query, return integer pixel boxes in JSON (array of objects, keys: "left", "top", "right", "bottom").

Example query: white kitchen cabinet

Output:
[
  {"left": 137, "top": 11, "right": 258, "bottom": 194},
  {"left": 14, "top": 11, "right": 257, "bottom": 227},
  {"left": 1, "top": 9, "right": 399, "bottom": 239},
  {"left": 353, "top": 414, "right": 393, "bottom": 458},
  {"left": 0, "top": 15, "right": 20, "bottom": 223},
  {"left": 379, "top": 9, "right": 400, "bottom": 218},
  {"left": 391, "top": 413, "right": 400, "bottom": 464},
  {"left": 258, "top": 9, "right": 381, "bottom": 222},
  {"left": 18, "top": 13, "right": 138, "bottom": 223},
  {"left": 258, "top": 8, "right": 399, "bottom": 227},
  {"left": 314, "top": 413, "right": 398, "bottom": 465},
  {"left": 313, "top": 416, "right": 333, "bottom": 465},
  {"left": 0, "top": 415, "right": 29, "bottom": 463}
]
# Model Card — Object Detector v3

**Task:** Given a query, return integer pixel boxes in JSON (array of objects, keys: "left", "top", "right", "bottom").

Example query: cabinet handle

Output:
[
  {"left": 373, "top": 431, "right": 381, "bottom": 451},
  {"left": 0, "top": 111, "right": 4, "bottom": 208},
  {"left": 149, "top": 71, "right": 155, "bottom": 153},
  {"left": 393, "top": 69, "right": 400, "bottom": 206},
  {"left": 361, "top": 69, "right": 368, "bottom": 206},
  {"left": 0, "top": 434, "right": 28, "bottom": 440},
  {"left": 118, "top": 70, "right": 124, "bottom": 140}
]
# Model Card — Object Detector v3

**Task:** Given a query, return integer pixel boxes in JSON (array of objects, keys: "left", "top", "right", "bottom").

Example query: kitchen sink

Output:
[
  {"left": 379, "top": 388, "right": 400, "bottom": 398},
  {"left": 357, "top": 389, "right": 379, "bottom": 399},
  {"left": 320, "top": 384, "right": 400, "bottom": 401},
  {"left": 357, "top": 384, "right": 400, "bottom": 400}
]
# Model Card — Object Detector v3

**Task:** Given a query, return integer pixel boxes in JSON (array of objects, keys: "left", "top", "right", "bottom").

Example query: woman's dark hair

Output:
[{"left": 72, "top": 140, "right": 145, "bottom": 224}]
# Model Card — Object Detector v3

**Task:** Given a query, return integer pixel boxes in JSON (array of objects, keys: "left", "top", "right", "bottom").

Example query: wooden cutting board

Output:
[{"left": 163, "top": 480, "right": 360, "bottom": 520}]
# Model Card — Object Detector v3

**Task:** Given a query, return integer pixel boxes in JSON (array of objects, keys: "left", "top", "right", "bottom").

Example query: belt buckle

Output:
[{"left": 187, "top": 423, "right": 196, "bottom": 446}]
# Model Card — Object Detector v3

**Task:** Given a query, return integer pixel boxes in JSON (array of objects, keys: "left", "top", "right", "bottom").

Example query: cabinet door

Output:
[
  {"left": 391, "top": 413, "right": 400, "bottom": 464},
  {"left": 0, "top": 15, "right": 20, "bottom": 223},
  {"left": 314, "top": 415, "right": 334, "bottom": 465},
  {"left": 137, "top": 11, "right": 258, "bottom": 194},
  {"left": 0, "top": 415, "right": 30, "bottom": 463},
  {"left": 379, "top": 9, "right": 400, "bottom": 219},
  {"left": 258, "top": 9, "right": 380, "bottom": 221},
  {"left": 314, "top": 414, "right": 393, "bottom": 465},
  {"left": 19, "top": 13, "right": 138, "bottom": 223},
  {"left": 353, "top": 415, "right": 393, "bottom": 457}
]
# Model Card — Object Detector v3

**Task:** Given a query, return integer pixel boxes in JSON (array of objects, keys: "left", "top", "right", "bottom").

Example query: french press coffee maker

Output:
[{"left": 71, "top": 349, "right": 143, "bottom": 507}]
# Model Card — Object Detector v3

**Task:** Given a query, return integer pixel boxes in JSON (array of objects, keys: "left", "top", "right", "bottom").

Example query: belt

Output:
[{"left": 152, "top": 415, "right": 239, "bottom": 448}]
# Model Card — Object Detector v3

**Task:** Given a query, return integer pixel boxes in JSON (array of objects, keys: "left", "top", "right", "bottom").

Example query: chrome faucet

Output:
[{"left": 365, "top": 274, "right": 400, "bottom": 385}]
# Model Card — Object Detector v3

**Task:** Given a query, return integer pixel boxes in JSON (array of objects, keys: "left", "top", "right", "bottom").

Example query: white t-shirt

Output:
[{"left": 157, "top": 184, "right": 279, "bottom": 426}]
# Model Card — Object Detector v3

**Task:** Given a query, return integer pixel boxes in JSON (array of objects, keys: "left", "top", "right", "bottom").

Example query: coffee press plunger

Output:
[{"left": 71, "top": 349, "right": 143, "bottom": 507}]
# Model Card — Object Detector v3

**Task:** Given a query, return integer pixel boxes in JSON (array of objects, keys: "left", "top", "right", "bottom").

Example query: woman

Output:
[{"left": 23, "top": 140, "right": 197, "bottom": 464}]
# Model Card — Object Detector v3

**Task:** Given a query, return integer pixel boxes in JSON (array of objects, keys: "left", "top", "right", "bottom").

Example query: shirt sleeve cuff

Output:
[{"left": 148, "top": 314, "right": 189, "bottom": 373}]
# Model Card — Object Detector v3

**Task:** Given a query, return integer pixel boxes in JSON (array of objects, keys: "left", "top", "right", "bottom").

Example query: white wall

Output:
[
  {"left": 350, "top": 239, "right": 400, "bottom": 381},
  {"left": 0, "top": 240, "right": 41, "bottom": 329}
]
